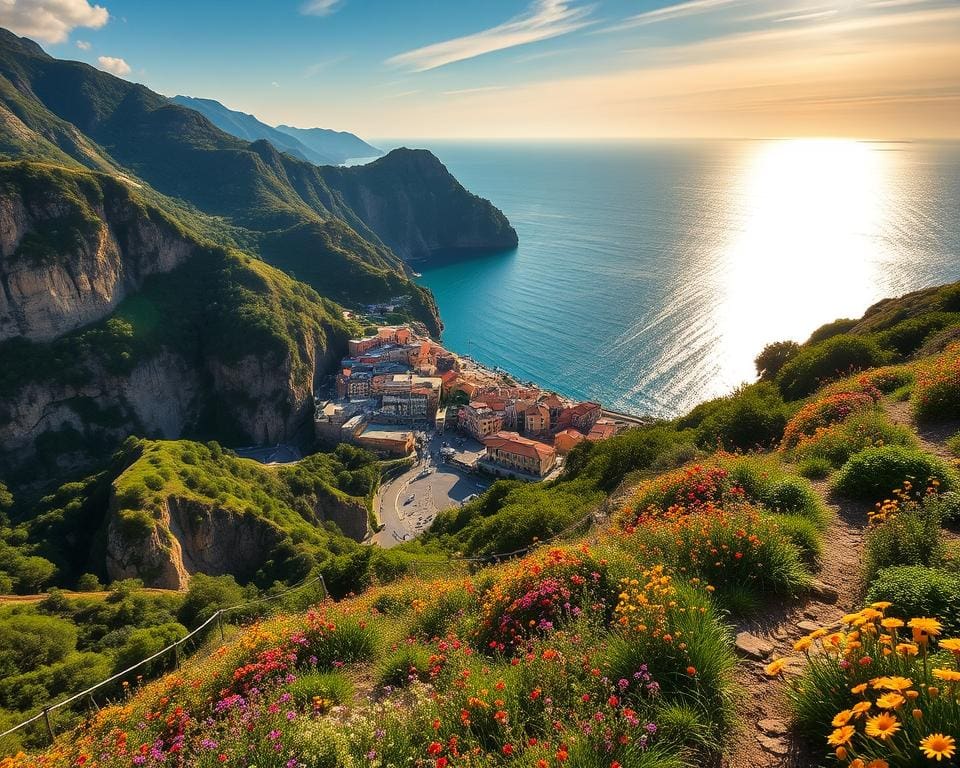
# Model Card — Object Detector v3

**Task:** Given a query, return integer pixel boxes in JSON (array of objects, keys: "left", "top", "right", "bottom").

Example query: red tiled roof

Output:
[{"left": 484, "top": 431, "right": 556, "bottom": 459}]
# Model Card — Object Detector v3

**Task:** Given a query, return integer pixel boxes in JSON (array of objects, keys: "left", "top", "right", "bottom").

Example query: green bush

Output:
[
  {"left": 877, "top": 312, "right": 959, "bottom": 355},
  {"left": 833, "top": 445, "right": 957, "bottom": 502},
  {"left": 863, "top": 499, "right": 945, "bottom": 580},
  {"left": 774, "top": 514, "right": 823, "bottom": 566},
  {"left": 807, "top": 318, "right": 859, "bottom": 345},
  {"left": 796, "top": 457, "right": 832, "bottom": 479},
  {"left": 754, "top": 340, "right": 800, "bottom": 380},
  {"left": 305, "top": 616, "right": 377, "bottom": 668},
  {"left": 788, "top": 409, "right": 916, "bottom": 468},
  {"left": 693, "top": 383, "right": 788, "bottom": 452},
  {"left": 286, "top": 670, "right": 354, "bottom": 707},
  {"left": 866, "top": 566, "right": 960, "bottom": 635},
  {"left": 777, "top": 335, "right": 888, "bottom": 400},
  {"left": 376, "top": 644, "right": 433, "bottom": 688},
  {"left": 947, "top": 431, "right": 960, "bottom": 457},
  {"left": 178, "top": 573, "right": 249, "bottom": 627}
]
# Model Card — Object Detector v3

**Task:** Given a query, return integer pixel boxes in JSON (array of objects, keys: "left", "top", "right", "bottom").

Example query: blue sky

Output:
[{"left": 7, "top": 0, "right": 960, "bottom": 138}]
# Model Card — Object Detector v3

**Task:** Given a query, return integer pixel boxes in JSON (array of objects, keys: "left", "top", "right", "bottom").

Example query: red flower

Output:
[
  {"left": 428, "top": 741, "right": 443, "bottom": 756},
  {"left": 503, "top": 744, "right": 515, "bottom": 756}
]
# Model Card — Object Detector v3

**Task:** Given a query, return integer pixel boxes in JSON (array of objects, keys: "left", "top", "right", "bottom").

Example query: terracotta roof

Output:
[
  {"left": 484, "top": 431, "right": 555, "bottom": 459},
  {"left": 569, "top": 401, "right": 601, "bottom": 416}
]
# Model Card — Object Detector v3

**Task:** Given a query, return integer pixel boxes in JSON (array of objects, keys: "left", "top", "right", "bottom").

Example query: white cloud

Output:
[
  {"left": 0, "top": 0, "right": 109, "bottom": 44},
  {"left": 443, "top": 85, "right": 506, "bottom": 96},
  {"left": 301, "top": 0, "right": 342, "bottom": 16},
  {"left": 97, "top": 55, "right": 130, "bottom": 76},
  {"left": 602, "top": 0, "right": 742, "bottom": 31},
  {"left": 387, "top": 0, "right": 594, "bottom": 72},
  {"left": 271, "top": 81, "right": 280, "bottom": 87},
  {"left": 75, "top": 39, "right": 91, "bottom": 50}
]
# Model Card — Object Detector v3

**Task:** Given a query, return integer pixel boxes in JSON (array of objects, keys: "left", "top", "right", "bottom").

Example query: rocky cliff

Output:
[
  {"left": 320, "top": 149, "right": 519, "bottom": 261},
  {"left": 0, "top": 165, "right": 193, "bottom": 341},
  {"left": 102, "top": 439, "right": 375, "bottom": 588}
]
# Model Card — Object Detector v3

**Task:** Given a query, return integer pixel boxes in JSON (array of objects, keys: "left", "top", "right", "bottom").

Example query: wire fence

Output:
[{"left": 0, "top": 575, "right": 327, "bottom": 753}]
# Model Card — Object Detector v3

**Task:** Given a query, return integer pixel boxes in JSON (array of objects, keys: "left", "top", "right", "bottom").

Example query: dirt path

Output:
[
  {"left": 883, "top": 400, "right": 958, "bottom": 460},
  {"left": 724, "top": 400, "right": 959, "bottom": 767},
  {"left": 723, "top": 482, "right": 868, "bottom": 768}
]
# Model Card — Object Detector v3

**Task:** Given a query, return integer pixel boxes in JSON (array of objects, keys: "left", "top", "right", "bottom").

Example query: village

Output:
[{"left": 315, "top": 324, "right": 626, "bottom": 479}]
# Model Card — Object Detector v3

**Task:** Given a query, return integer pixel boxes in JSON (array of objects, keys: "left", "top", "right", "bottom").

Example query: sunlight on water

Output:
[
  {"left": 412, "top": 139, "right": 960, "bottom": 417},
  {"left": 713, "top": 139, "right": 888, "bottom": 392}
]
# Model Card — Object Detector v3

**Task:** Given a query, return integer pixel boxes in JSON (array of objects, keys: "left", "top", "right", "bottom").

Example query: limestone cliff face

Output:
[
  {"left": 0, "top": 180, "right": 193, "bottom": 341},
  {"left": 105, "top": 493, "right": 284, "bottom": 589},
  {"left": 323, "top": 149, "right": 519, "bottom": 262}
]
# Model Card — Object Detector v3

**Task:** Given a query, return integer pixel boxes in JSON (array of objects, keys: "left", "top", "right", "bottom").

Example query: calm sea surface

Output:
[{"left": 373, "top": 139, "right": 960, "bottom": 418}]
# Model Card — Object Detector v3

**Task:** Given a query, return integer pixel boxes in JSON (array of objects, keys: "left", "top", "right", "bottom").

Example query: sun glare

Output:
[{"left": 713, "top": 138, "right": 888, "bottom": 389}]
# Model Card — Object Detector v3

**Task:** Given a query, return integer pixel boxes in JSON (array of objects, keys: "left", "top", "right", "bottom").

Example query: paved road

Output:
[{"left": 373, "top": 433, "right": 488, "bottom": 547}]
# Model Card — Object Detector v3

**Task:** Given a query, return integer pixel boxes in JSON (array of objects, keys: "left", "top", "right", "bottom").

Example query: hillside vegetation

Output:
[{"left": 5, "top": 280, "right": 960, "bottom": 767}]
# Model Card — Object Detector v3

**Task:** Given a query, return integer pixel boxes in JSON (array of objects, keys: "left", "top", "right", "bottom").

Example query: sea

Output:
[{"left": 367, "top": 139, "right": 960, "bottom": 418}]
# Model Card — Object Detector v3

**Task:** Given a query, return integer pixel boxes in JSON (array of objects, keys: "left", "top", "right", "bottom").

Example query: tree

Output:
[
  {"left": 178, "top": 573, "right": 246, "bottom": 627},
  {"left": 754, "top": 340, "right": 800, "bottom": 380}
]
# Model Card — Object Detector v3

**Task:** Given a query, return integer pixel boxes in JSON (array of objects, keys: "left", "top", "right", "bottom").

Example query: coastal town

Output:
[{"left": 315, "top": 324, "right": 628, "bottom": 480}]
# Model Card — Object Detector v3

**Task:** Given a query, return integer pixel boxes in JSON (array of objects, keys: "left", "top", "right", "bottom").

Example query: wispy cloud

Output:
[
  {"left": 304, "top": 55, "right": 347, "bottom": 77},
  {"left": 387, "top": 0, "right": 594, "bottom": 72},
  {"left": 601, "top": 0, "right": 743, "bottom": 32},
  {"left": 300, "top": 0, "right": 343, "bottom": 16},
  {"left": 386, "top": 90, "right": 420, "bottom": 99},
  {"left": 442, "top": 85, "right": 507, "bottom": 96},
  {"left": 775, "top": 9, "right": 838, "bottom": 23},
  {"left": 75, "top": 39, "right": 91, "bottom": 50}
]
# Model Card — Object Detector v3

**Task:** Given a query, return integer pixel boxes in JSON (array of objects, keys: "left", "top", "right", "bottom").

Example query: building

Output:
[
  {"left": 354, "top": 423, "right": 415, "bottom": 456},
  {"left": 554, "top": 428, "right": 586, "bottom": 454},
  {"left": 382, "top": 374, "right": 442, "bottom": 417},
  {"left": 381, "top": 387, "right": 432, "bottom": 421},
  {"left": 483, "top": 431, "right": 557, "bottom": 477},
  {"left": 314, "top": 400, "right": 365, "bottom": 443},
  {"left": 523, "top": 402, "right": 551, "bottom": 435},
  {"left": 564, "top": 401, "right": 602, "bottom": 432},
  {"left": 459, "top": 401, "right": 504, "bottom": 440},
  {"left": 337, "top": 371, "right": 372, "bottom": 399},
  {"left": 587, "top": 417, "right": 619, "bottom": 442}
]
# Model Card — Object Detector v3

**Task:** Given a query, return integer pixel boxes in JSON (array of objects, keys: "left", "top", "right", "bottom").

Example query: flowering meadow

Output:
[{"left": 3, "top": 539, "right": 744, "bottom": 768}]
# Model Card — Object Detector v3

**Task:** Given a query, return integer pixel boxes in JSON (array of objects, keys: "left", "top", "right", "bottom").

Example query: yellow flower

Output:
[
  {"left": 909, "top": 617, "right": 943, "bottom": 636},
  {"left": 865, "top": 761, "right": 890, "bottom": 768},
  {"left": 931, "top": 668, "right": 960, "bottom": 683},
  {"left": 873, "top": 676, "right": 914, "bottom": 692},
  {"left": 852, "top": 701, "right": 872, "bottom": 717},
  {"left": 764, "top": 657, "right": 793, "bottom": 677},
  {"left": 881, "top": 617, "right": 904, "bottom": 629},
  {"left": 871, "top": 601, "right": 893, "bottom": 611},
  {"left": 832, "top": 709, "right": 854, "bottom": 726},
  {"left": 794, "top": 636, "right": 813, "bottom": 652},
  {"left": 939, "top": 637, "right": 960, "bottom": 652},
  {"left": 875, "top": 692, "right": 905, "bottom": 709},
  {"left": 865, "top": 712, "right": 901, "bottom": 740},
  {"left": 851, "top": 683, "right": 869, "bottom": 695},
  {"left": 896, "top": 642, "right": 919, "bottom": 657},
  {"left": 919, "top": 733, "right": 956, "bottom": 762},
  {"left": 828, "top": 725, "right": 856, "bottom": 746}
]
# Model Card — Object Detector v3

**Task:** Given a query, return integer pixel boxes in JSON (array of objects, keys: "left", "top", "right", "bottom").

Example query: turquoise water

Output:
[{"left": 379, "top": 140, "right": 960, "bottom": 418}]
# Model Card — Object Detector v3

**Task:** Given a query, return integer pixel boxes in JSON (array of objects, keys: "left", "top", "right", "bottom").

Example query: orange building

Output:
[
  {"left": 483, "top": 431, "right": 557, "bottom": 477},
  {"left": 554, "top": 428, "right": 586, "bottom": 454}
]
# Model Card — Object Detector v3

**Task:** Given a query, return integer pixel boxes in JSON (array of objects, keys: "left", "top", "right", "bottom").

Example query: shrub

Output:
[
  {"left": 807, "top": 318, "right": 859, "bottom": 344},
  {"left": 863, "top": 490, "right": 945, "bottom": 580},
  {"left": 303, "top": 614, "right": 378, "bottom": 668},
  {"left": 775, "top": 514, "right": 824, "bottom": 565},
  {"left": 407, "top": 584, "right": 472, "bottom": 639},
  {"left": 777, "top": 335, "right": 888, "bottom": 400},
  {"left": 693, "top": 383, "right": 788, "bottom": 451},
  {"left": 788, "top": 409, "right": 916, "bottom": 468},
  {"left": 286, "top": 670, "right": 354, "bottom": 708},
  {"left": 796, "top": 457, "right": 832, "bottom": 479},
  {"left": 780, "top": 390, "right": 879, "bottom": 450},
  {"left": 376, "top": 643, "right": 433, "bottom": 688},
  {"left": 606, "top": 579, "right": 735, "bottom": 738},
  {"left": 75, "top": 573, "right": 102, "bottom": 591},
  {"left": 947, "top": 431, "right": 960, "bottom": 457},
  {"left": 877, "top": 312, "right": 958, "bottom": 355},
  {"left": 833, "top": 445, "right": 957, "bottom": 502},
  {"left": 866, "top": 566, "right": 960, "bottom": 636},
  {"left": 912, "top": 342, "right": 960, "bottom": 421},
  {"left": 178, "top": 573, "right": 248, "bottom": 627},
  {"left": 755, "top": 340, "right": 801, "bottom": 380}
]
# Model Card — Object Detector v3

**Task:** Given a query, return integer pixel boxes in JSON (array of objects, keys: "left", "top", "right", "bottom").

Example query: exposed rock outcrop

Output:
[{"left": 0, "top": 172, "right": 192, "bottom": 341}]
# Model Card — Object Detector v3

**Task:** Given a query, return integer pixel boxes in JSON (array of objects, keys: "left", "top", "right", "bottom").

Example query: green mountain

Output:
[
  {"left": 170, "top": 95, "right": 340, "bottom": 166},
  {"left": 275, "top": 123, "right": 382, "bottom": 163}
]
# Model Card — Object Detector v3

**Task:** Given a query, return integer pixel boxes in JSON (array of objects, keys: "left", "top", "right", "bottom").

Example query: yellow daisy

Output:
[
  {"left": 919, "top": 733, "right": 956, "bottom": 762},
  {"left": 865, "top": 712, "right": 901, "bottom": 740}
]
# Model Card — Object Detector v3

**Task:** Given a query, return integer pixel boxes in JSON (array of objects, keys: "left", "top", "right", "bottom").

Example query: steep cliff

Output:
[
  {"left": 0, "top": 163, "right": 193, "bottom": 341},
  {"left": 0, "top": 164, "right": 355, "bottom": 482},
  {"left": 103, "top": 439, "right": 376, "bottom": 588},
  {"left": 319, "top": 149, "right": 519, "bottom": 261}
]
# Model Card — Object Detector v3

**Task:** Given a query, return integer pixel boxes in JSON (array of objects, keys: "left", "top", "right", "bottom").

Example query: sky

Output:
[{"left": 4, "top": 0, "right": 959, "bottom": 139}]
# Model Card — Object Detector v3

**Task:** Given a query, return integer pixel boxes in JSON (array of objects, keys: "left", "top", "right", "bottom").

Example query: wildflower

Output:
[
  {"left": 865, "top": 712, "right": 901, "bottom": 740},
  {"left": 875, "top": 692, "right": 905, "bottom": 709},
  {"left": 873, "top": 676, "right": 914, "bottom": 692},
  {"left": 908, "top": 617, "right": 942, "bottom": 643},
  {"left": 932, "top": 668, "right": 960, "bottom": 682},
  {"left": 828, "top": 726, "right": 856, "bottom": 746},
  {"left": 919, "top": 733, "right": 956, "bottom": 762},
  {"left": 764, "top": 658, "right": 792, "bottom": 677},
  {"left": 938, "top": 638, "right": 960, "bottom": 653},
  {"left": 832, "top": 710, "right": 853, "bottom": 727},
  {"left": 852, "top": 702, "right": 872, "bottom": 718}
]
